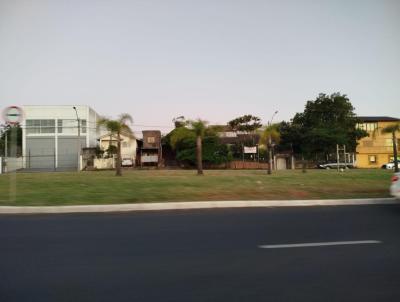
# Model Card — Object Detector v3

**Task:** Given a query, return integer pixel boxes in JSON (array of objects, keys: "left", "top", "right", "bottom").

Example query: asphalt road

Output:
[{"left": 1, "top": 204, "right": 400, "bottom": 302}]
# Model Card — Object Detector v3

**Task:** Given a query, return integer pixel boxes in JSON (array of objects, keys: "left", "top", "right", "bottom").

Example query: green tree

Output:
[
  {"left": 280, "top": 93, "right": 367, "bottom": 161},
  {"left": 189, "top": 119, "right": 208, "bottom": 175},
  {"left": 259, "top": 123, "right": 281, "bottom": 174},
  {"left": 228, "top": 115, "right": 262, "bottom": 133},
  {"left": 168, "top": 120, "right": 231, "bottom": 171},
  {"left": 259, "top": 123, "right": 280, "bottom": 147},
  {"left": 172, "top": 116, "right": 187, "bottom": 128},
  {"left": 97, "top": 114, "right": 133, "bottom": 176},
  {"left": 381, "top": 123, "right": 400, "bottom": 172},
  {"left": 0, "top": 124, "right": 22, "bottom": 156}
]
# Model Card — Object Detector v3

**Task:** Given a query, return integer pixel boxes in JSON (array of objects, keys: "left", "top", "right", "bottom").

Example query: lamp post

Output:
[
  {"left": 267, "top": 110, "right": 278, "bottom": 175},
  {"left": 73, "top": 107, "right": 81, "bottom": 172}
]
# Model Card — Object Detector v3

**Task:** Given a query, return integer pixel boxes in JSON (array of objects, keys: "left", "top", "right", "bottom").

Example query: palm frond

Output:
[
  {"left": 121, "top": 124, "right": 134, "bottom": 136},
  {"left": 381, "top": 123, "right": 400, "bottom": 134},
  {"left": 118, "top": 113, "right": 133, "bottom": 125},
  {"left": 189, "top": 119, "right": 208, "bottom": 137}
]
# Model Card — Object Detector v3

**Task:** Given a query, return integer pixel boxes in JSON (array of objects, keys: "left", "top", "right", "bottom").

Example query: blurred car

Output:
[
  {"left": 317, "top": 162, "right": 354, "bottom": 169},
  {"left": 381, "top": 162, "right": 396, "bottom": 169},
  {"left": 121, "top": 158, "right": 134, "bottom": 167},
  {"left": 390, "top": 173, "right": 400, "bottom": 199}
]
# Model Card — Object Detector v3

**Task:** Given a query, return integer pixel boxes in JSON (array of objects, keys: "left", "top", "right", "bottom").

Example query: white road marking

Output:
[{"left": 258, "top": 240, "right": 382, "bottom": 249}]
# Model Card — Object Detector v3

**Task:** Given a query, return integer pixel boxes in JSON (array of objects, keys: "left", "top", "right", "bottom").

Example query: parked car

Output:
[
  {"left": 381, "top": 162, "right": 396, "bottom": 169},
  {"left": 121, "top": 158, "right": 134, "bottom": 167},
  {"left": 390, "top": 173, "right": 400, "bottom": 199},
  {"left": 317, "top": 162, "right": 354, "bottom": 169}
]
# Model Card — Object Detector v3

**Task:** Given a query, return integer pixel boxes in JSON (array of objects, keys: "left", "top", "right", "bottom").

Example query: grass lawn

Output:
[{"left": 0, "top": 169, "right": 394, "bottom": 206}]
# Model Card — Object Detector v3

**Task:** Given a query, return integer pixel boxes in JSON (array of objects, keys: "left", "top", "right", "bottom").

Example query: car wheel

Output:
[{"left": 325, "top": 166, "right": 331, "bottom": 170}]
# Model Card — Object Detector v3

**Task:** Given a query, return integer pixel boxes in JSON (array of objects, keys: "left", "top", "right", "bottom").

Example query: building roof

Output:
[
  {"left": 98, "top": 131, "right": 135, "bottom": 140},
  {"left": 357, "top": 116, "right": 400, "bottom": 122}
]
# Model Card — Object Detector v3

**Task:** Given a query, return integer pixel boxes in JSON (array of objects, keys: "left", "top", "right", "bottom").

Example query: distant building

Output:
[
  {"left": 22, "top": 105, "right": 100, "bottom": 170},
  {"left": 98, "top": 132, "right": 138, "bottom": 164},
  {"left": 140, "top": 130, "right": 162, "bottom": 167},
  {"left": 356, "top": 116, "right": 400, "bottom": 168}
]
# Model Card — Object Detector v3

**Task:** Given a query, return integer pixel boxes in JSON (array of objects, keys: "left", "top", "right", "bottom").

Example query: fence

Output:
[
  {"left": 0, "top": 157, "right": 24, "bottom": 174},
  {"left": 228, "top": 160, "right": 269, "bottom": 169},
  {"left": 93, "top": 158, "right": 115, "bottom": 170}
]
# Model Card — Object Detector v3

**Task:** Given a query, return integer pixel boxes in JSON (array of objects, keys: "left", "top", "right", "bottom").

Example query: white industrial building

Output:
[{"left": 22, "top": 105, "right": 100, "bottom": 170}]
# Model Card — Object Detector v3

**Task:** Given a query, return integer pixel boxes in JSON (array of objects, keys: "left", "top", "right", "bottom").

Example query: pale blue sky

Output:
[{"left": 0, "top": 0, "right": 399, "bottom": 133}]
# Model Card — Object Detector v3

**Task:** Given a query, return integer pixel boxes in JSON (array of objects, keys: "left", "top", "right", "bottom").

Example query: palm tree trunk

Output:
[
  {"left": 393, "top": 131, "right": 399, "bottom": 173},
  {"left": 116, "top": 131, "right": 122, "bottom": 176},
  {"left": 196, "top": 135, "right": 203, "bottom": 175}
]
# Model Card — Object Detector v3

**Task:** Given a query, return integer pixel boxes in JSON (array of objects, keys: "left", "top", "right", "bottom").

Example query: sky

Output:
[{"left": 0, "top": 0, "right": 399, "bottom": 134}]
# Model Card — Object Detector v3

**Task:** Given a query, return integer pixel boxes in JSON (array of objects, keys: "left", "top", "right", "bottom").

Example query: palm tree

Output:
[
  {"left": 382, "top": 123, "right": 400, "bottom": 172},
  {"left": 189, "top": 119, "right": 208, "bottom": 175},
  {"left": 260, "top": 123, "right": 280, "bottom": 174},
  {"left": 97, "top": 113, "right": 133, "bottom": 176}
]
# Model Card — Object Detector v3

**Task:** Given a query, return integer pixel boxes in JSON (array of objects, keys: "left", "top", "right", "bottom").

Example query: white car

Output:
[
  {"left": 390, "top": 173, "right": 400, "bottom": 199},
  {"left": 382, "top": 162, "right": 396, "bottom": 169},
  {"left": 121, "top": 158, "right": 134, "bottom": 167}
]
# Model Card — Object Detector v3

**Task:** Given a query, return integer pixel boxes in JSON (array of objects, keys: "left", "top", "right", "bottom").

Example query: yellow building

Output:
[{"left": 356, "top": 116, "right": 400, "bottom": 168}]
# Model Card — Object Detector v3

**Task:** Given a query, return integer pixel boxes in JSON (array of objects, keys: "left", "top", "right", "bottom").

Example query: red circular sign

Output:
[{"left": 2, "top": 106, "right": 24, "bottom": 125}]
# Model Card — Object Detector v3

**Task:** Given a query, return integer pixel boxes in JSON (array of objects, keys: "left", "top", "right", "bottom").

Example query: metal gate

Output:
[{"left": 26, "top": 137, "right": 56, "bottom": 170}]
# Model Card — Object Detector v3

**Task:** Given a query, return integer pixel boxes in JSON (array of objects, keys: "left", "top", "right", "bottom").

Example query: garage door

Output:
[
  {"left": 26, "top": 137, "right": 55, "bottom": 170},
  {"left": 58, "top": 137, "right": 86, "bottom": 169}
]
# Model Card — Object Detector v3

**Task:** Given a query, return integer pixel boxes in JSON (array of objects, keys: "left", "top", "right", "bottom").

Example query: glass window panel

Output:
[
  {"left": 26, "top": 119, "right": 40, "bottom": 134},
  {"left": 81, "top": 119, "right": 87, "bottom": 134},
  {"left": 40, "top": 120, "right": 55, "bottom": 133}
]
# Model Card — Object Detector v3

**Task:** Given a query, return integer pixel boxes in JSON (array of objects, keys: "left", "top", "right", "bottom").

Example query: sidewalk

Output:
[{"left": 0, "top": 198, "right": 397, "bottom": 214}]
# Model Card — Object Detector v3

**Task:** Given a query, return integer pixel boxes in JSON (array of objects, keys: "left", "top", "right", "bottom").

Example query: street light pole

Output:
[
  {"left": 267, "top": 110, "right": 278, "bottom": 175},
  {"left": 73, "top": 107, "right": 81, "bottom": 172}
]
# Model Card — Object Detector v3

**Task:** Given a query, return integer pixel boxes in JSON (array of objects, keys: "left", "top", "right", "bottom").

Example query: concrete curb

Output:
[{"left": 0, "top": 198, "right": 398, "bottom": 214}]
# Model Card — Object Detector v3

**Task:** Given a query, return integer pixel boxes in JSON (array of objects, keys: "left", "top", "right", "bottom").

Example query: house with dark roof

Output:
[{"left": 356, "top": 116, "right": 400, "bottom": 168}]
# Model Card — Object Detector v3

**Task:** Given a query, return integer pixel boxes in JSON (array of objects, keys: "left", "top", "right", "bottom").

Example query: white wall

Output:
[
  {"left": 100, "top": 134, "right": 137, "bottom": 162},
  {"left": 94, "top": 158, "right": 115, "bottom": 169},
  {"left": 1, "top": 157, "right": 23, "bottom": 173},
  {"left": 22, "top": 105, "right": 101, "bottom": 169}
]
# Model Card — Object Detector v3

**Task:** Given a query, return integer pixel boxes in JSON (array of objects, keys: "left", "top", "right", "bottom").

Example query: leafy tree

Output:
[
  {"left": 0, "top": 124, "right": 22, "bottom": 156},
  {"left": 169, "top": 126, "right": 195, "bottom": 150},
  {"left": 97, "top": 114, "right": 133, "bottom": 176},
  {"left": 95, "top": 146, "right": 105, "bottom": 158},
  {"left": 259, "top": 123, "right": 281, "bottom": 174},
  {"left": 172, "top": 116, "right": 187, "bottom": 128},
  {"left": 175, "top": 136, "right": 231, "bottom": 166},
  {"left": 168, "top": 120, "right": 231, "bottom": 171},
  {"left": 189, "top": 119, "right": 208, "bottom": 175},
  {"left": 381, "top": 123, "right": 400, "bottom": 172},
  {"left": 279, "top": 93, "right": 367, "bottom": 160},
  {"left": 228, "top": 115, "right": 262, "bottom": 133},
  {"left": 259, "top": 123, "right": 280, "bottom": 148},
  {"left": 106, "top": 145, "right": 118, "bottom": 157}
]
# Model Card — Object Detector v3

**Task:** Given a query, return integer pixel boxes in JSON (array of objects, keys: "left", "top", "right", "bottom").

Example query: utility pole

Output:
[
  {"left": 267, "top": 111, "right": 278, "bottom": 175},
  {"left": 336, "top": 144, "right": 340, "bottom": 172},
  {"left": 73, "top": 107, "right": 81, "bottom": 172},
  {"left": 5, "top": 132, "right": 7, "bottom": 157}
]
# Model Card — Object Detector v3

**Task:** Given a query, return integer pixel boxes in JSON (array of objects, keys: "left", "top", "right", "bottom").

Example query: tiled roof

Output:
[{"left": 357, "top": 116, "right": 400, "bottom": 122}]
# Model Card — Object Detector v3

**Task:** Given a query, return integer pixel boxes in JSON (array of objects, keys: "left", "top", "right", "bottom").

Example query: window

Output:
[
  {"left": 368, "top": 155, "right": 377, "bottom": 164},
  {"left": 26, "top": 119, "right": 55, "bottom": 134},
  {"left": 81, "top": 119, "right": 87, "bottom": 134},
  {"left": 57, "top": 119, "right": 86, "bottom": 134},
  {"left": 41, "top": 120, "right": 55, "bottom": 133},
  {"left": 147, "top": 137, "right": 155, "bottom": 143},
  {"left": 357, "top": 123, "right": 378, "bottom": 132}
]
